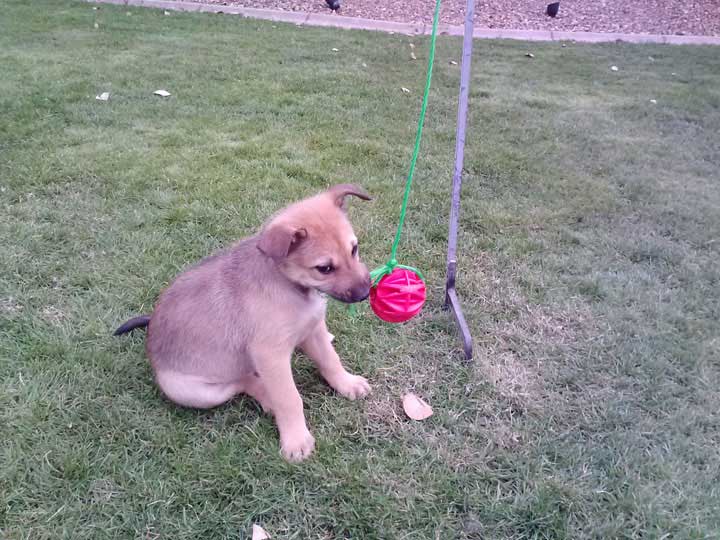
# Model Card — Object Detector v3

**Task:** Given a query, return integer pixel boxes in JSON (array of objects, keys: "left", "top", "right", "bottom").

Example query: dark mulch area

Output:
[{"left": 180, "top": 0, "right": 720, "bottom": 36}]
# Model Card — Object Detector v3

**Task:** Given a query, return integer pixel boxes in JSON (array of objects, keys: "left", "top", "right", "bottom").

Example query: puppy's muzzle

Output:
[
  {"left": 351, "top": 284, "right": 371, "bottom": 303},
  {"left": 330, "top": 280, "right": 371, "bottom": 304}
]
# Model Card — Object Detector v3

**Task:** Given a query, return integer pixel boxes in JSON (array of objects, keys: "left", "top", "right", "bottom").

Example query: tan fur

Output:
[{"left": 145, "top": 184, "right": 372, "bottom": 461}]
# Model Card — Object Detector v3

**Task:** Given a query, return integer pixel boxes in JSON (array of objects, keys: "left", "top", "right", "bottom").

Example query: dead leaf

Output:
[
  {"left": 402, "top": 393, "right": 433, "bottom": 421},
  {"left": 95, "top": 92, "right": 110, "bottom": 101},
  {"left": 153, "top": 89, "right": 171, "bottom": 97},
  {"left": 252, "top": 524, "right": 270, "bottom": 540},
  {"left": 401, "top": 87, "right": 410, "bottom": 94}
]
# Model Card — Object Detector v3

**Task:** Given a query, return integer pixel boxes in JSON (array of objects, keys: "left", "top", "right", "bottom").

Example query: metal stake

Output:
[{"left": 445, "top": 0, "right": 474, "bottom": 360}]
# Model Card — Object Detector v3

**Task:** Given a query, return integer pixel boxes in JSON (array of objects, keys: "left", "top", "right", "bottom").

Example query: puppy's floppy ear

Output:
[
  {"left": 328, "top": 183, "right": 372, "bottom": 210},
  {"left": 257, "top": 223, "right": 307, "bottom": 261}
]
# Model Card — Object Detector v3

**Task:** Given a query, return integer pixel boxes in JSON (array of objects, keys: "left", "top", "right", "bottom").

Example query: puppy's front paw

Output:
[
  {"left": 332, "top": 373, "right": 371, "bottom": 400},
  {"left": 280, "top": 427, "right": 316, "bottom": 462}
]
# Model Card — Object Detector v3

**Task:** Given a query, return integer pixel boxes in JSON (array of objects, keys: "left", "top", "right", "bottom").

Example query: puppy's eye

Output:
[
  {"left": 315, "top": 264, "right": 334, "bottom": 275},
  {"left": 351, "top": 244, "right": 358, "bottom": 257}
]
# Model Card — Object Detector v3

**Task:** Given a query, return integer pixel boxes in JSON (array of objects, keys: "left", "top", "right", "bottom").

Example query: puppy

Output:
[{"left": 115, "top": 184, "right": 373, "bottom": 461}]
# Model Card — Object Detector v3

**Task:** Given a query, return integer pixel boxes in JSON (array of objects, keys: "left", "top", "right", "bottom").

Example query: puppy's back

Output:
[{"left": 146, "top": 238, "right": 267, "bottom": 375}]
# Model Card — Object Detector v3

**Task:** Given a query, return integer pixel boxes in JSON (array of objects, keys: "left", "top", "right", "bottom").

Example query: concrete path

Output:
[{"left": 87, "top": 0, "right": 720, "bottom": 45}]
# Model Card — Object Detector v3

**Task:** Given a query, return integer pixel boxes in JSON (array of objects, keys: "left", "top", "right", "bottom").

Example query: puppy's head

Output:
[{"left": 257, "top": 184, "right": 372, "bottom": 303}]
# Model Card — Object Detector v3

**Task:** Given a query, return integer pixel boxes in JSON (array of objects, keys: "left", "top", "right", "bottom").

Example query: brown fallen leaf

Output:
[
  {"left": 252, "top": 524, "right": 270, "bottom": 540},
  {"left": 402, "top": 393, "right": 433, "bottom": 421}
]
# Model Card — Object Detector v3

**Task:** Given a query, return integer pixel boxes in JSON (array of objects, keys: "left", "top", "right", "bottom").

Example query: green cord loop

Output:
[
  {"left": 370, "top": 0, "right": 441, "bottom": 285},
  {"left": 371, "top": 262, "right": 425, "bottom": 286}
]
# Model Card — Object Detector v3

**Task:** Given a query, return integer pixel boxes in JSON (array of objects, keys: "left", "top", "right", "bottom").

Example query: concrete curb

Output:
[{"left": 86, "top": 0, "right": 720, "bottom": 45}]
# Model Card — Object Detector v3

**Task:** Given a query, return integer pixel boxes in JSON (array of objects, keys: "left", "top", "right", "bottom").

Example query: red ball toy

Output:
[{"left": 369, "top": 267, "right": 426, "bottom": 323}]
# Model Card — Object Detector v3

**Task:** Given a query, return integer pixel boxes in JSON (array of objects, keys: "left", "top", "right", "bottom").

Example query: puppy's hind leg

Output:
[
  {"left": 300, "top": 319, "right": 371, "bottom": 400},
  {"left": 155, "top": 371, "right": 242, "bottom": 409}
]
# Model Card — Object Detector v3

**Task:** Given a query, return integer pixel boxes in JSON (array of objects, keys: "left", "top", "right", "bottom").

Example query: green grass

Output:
[{"left": 1, "top": 1, "right": 719, "bottom": 538}]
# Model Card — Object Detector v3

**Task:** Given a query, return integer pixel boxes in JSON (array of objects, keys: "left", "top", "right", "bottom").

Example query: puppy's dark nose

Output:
[
  {"left": 349, "top": 281, "right": 371, "bottom": 303},
  {"left": 355, "top": 289, "right": 370, "bottom": 302}
]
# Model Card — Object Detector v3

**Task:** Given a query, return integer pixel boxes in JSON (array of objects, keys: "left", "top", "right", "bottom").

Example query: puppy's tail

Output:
[{"left": 113, "top": 314, "right": 151, "bottom": 336}]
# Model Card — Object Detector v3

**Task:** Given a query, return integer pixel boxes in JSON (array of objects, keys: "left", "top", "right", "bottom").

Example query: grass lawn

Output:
[{"left": 2, "top": 1, "right": 719, "bottom": 538}]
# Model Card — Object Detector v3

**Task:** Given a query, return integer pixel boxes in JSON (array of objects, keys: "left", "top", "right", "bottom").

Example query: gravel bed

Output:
[{"left": 176, "top": 0, "right": 720, "bottom": 36}]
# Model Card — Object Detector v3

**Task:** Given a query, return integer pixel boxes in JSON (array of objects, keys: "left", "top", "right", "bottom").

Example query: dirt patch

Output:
[
  {"left": 363, "top": 384, "right": 407, "bottom": 432},
  {"left": 1, "top": 297, "right": 23, "bottom": 316},
  {"left": 483, "top": 350, "right": 540, "bottom": 403},
  {"left": 472, "top": 253, "right": 599, "bottom": 412},
  {"left": 88, "top": 479, "right": 123, "bottom": 503},
  {"left": 40, "top": 305, "right": 66, "bottom": 326}
]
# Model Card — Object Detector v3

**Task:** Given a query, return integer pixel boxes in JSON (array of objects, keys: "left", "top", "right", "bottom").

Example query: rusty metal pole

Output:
[{"left": 445, "top": 0, "right": 474, "bottom": 360}]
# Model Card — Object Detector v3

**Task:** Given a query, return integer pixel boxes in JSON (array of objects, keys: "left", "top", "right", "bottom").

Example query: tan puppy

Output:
[{"left": 114, "top": 184, "right": 372, "bottom": 461}]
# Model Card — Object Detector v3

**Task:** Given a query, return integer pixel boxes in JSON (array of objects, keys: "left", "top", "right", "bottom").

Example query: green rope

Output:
[{"left": 370, "top": 0, "right": 442, "bottom": 286}]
